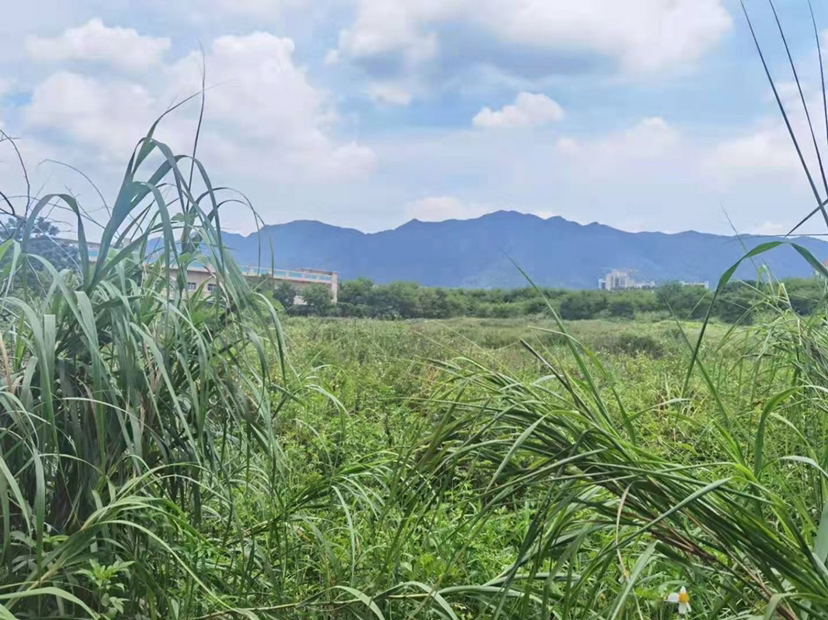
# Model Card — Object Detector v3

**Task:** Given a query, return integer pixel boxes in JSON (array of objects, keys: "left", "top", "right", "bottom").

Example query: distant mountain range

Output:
[{"left": 216, "top": 211, "right": 828, "bottom": 290}]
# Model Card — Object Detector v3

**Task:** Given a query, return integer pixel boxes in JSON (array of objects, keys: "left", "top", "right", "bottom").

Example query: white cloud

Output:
[
  {"left": 336, "top": 0, "right": 732, "bottom": 101},
  {"left": 324, "top": 49, "right": 340, "bottom": 65},
  {"left": 367, "top": 81, "right": 414, "bottom": 106},
  {"left": 24, "top": 71, "right": 158, "bottom": 157},
  {"left": 405, "top": 196, "right": 497, "bottom": 221},
  {"left": 610, "top": 116, "right": 680, "bottom": 155},
  {"left": 557, "top": 117, "right": 681, "bottom": 168},
  {"left": 701, "top": 73, "right": 826, "bottom": 187},
  {"left": 473, "top": 92, "right": 564, "bottom": 129},
  {"left": 21, "top": 32, "right": 375, "bottom": 179},
  {"left": 704, "top": 128, "right": 801, "bottom": 181},
  {"left": 167, "top": 32, "right": 376, "bottom": 178},
  {"left": 490, "top": 0, "right": 731, "bottom": 73},
  {"left": 26, "top": 19, "right": 171, "bottom": 72},
  {"left": 338, "top": 1, "right": 440, "bottom": 65},
  {"left": 168, "top": 34, "right": 324, "bottom": 142}
]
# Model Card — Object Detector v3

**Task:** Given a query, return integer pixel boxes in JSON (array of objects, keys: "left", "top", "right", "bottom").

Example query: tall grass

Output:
[
  {"left": 416, "top": 302, "right": 828, "bottom": 618},
  {"left": 400, "top": 5, "right": 828, "bottom": 618},
  {"left": 5, "top": 3, "right": 828, "bottom": 619},
  {"left": 0, "top": 120, "right": 522, "bottom": 618},
  {"left": 0, "top": 121, "right": 294, "bottom": 616}
]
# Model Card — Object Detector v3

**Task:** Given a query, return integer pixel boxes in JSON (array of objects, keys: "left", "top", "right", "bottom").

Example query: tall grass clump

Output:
[
  {"left": 402, "top": 3, "right": 828, "bottom": 617},
  {"left": 0, "top": 119, "right": 291, "bottom": 616},
  {"left": 415, "top": 303, "right": 828, "bottom": 618}
]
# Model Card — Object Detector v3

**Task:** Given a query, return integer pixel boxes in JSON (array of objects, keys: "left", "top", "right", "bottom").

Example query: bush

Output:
[
  {"left": 607, "top": 332, "right": 665, "bottom": 357},
  {"left": 301, "top": 282, "right": 334, "bottom": 314},
  {"left": 560, "top": 292, "right": 607, "bottom": 320},
  {"left": 609, "top": 297, "right": 636, "bottom": 319}
]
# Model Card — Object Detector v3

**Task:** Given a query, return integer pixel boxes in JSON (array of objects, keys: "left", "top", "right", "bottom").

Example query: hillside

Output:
[{"left": 219, "top": 211, "right": 828, "bottom": 289}]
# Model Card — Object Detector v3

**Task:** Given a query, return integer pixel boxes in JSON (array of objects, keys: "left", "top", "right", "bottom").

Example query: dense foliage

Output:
[
  {"left": 270, "top": 276, "right": 828, "bottom": 324},
  {"left": 6, "top": 162, "right": 828, "bottom": 618},
  {"left": 0, "top": 216, "right": 79, "bottom": 292},
  {"left": 6, "top": 7, "right": 828, "bottom": 613}
]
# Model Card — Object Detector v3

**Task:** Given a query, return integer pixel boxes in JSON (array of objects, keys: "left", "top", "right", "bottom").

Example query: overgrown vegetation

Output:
[
  {"left": 267, "top": 276, "right": 828, "bottom": 324},
  {"left": 5, "top": 3, "right": 828, "bottom": 618},
  {"left": 7, "top": 154, "right": 828, "bottom": 616}
]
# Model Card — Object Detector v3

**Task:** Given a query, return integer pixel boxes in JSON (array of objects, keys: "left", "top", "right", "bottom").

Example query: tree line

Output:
[
  {"left": 260, "top": 276, "right": 828, "bottom": 323},
  {"left": 8, "top": 217, "right": 822, "bottom": 325}
]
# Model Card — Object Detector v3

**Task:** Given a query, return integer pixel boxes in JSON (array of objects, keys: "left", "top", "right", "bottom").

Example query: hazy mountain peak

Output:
[{"left": 219, "top": 215, "right": 826, "bottom": 288}]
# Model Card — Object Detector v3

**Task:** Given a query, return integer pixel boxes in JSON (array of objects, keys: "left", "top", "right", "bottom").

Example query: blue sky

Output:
[{"left": 0, "top": 0, "right": 826, "bottom": 236}]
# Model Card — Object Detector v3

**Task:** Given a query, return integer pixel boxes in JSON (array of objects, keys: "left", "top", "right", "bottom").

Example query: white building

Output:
[
  {"left": 169, "top": 264, "right": 338, "bottom": 302},
  {"left": 61, "top": 239, "right": 338, "bottom": 301},
  {"left": 598, "top": 269, "right": 655, "bottom": 291}
]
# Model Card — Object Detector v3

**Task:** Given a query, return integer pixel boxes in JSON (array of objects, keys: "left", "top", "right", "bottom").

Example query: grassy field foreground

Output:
[
  {"left": 4, "top": 131, "right": 828, "bottom": 619},
  {"left": 8, "top": 236, "right": 828, "bottom": 619},
  {"left": 273, "top": 313, "right": 828, "bottom": 619}
]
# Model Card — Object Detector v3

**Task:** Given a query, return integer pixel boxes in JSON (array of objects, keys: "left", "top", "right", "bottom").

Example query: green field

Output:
[
  {"left": 4, "top": 125, "right": 828, "bottom": 619},
  {"left": 270, "top": 314, "right": 828, "bottom": 618},
  {"left": 9, "top": 235, "right": 828, "bottom": 619},
  {"left": 12, "top": 1, "right": 828, "bottom": 616}
]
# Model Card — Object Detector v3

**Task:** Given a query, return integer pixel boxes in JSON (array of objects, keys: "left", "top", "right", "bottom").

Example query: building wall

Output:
[
  {"left": 66, "top": 239, "right": 340, "bottom": 302},
  {"left": 169, "top": 266, "right": 339, "bottom": 302},
  {"left": 178, "top": 268, "right": 217, "bottom": 294}
]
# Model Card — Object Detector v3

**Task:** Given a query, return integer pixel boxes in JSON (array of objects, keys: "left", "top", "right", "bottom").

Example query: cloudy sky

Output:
[{"left": 1, "top": 0, "right": 827, "bottom": 236}]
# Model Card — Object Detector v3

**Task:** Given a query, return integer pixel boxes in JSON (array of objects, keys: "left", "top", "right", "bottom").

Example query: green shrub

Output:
[
  {"left": 609, "top": 296, "right": 636, "bottom": 319},
  {"left": 607, "top": 331, "right": 665, "bottom": 357}
]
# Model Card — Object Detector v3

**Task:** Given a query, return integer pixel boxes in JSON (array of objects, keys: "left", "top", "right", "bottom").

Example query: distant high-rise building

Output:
[{"left": 598, "top": 269, "right": 655, "bottom": 291}]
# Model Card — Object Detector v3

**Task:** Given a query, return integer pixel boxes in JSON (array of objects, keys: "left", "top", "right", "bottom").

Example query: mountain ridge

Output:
[
  {"left": 237, "top": 211, "right": 721, "bottom": 239},
  {"left": 217, "top": 211, "right": 828, "bottom": 289}
]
